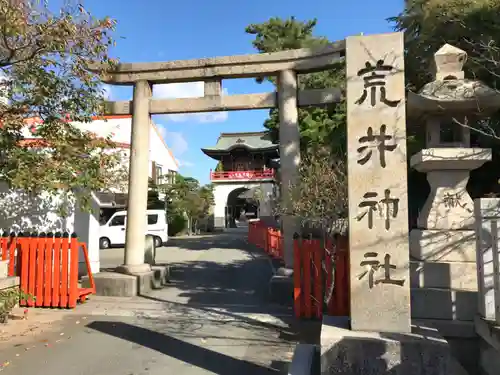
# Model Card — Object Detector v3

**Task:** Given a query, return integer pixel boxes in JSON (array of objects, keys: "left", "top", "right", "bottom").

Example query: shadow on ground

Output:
[
  {"left": 143, "top": 236, "right": 320, "bottom": 345},
  {"left": 165, "top": 233, "right": 249, "bottom": 251},
  {"left": 102, "top": 232, "right": 320, "bottom": 349},
  {"left": 87, "top": 320, "right": 288, "bottom": 374},
  {"left": 150, "top": 247, "right": 278, "bottom": 310}
]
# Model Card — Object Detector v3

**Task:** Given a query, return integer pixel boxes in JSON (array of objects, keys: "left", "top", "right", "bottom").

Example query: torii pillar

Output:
[
  {"left": 116, "top": 80, "right": 153, "bottom": 274},
  {"left": 278, "top": 69, "right": 300, "bottom": 270}
]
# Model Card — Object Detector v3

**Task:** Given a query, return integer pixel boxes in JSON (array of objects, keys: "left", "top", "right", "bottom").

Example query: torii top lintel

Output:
[{"left": 91, "top": 40, "right": 346, "bottom": 85}]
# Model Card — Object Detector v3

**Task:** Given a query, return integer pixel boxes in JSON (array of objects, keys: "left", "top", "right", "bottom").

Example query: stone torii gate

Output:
[
  {"left": 96, "top": 42, "right": 346, "bottom": 273},
  {"left": 96, "top": 33, "right": 411, "bottom": 338},
  {"left": 95, "top": 32, "right": 485, "bottom": 374}
]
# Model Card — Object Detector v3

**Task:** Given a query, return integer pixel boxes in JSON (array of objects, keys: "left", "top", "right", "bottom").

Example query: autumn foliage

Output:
[{"left": 0, "top": 0, "right": 123, "bottom": 210}]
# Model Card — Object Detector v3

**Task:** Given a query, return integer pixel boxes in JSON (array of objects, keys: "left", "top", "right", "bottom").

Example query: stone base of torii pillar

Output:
[{"left": 82, "top": 236, "right": 171, "bottom": 297}]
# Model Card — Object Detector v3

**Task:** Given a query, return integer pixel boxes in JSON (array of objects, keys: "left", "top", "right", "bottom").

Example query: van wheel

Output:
[
  {"left": 153, "top": 236, "right": 162, "bottom": 248},
  {"left": 100, "top": 237, "right": 111, "bottom": 249}
]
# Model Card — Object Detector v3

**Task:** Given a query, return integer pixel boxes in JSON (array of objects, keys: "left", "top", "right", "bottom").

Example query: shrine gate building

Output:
[{"left": 202, "top": 131, "right": 278, "bottom": 229}]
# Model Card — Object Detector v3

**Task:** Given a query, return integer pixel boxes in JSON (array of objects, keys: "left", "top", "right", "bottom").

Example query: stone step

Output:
[
  {"left": 0, "top": 260, "right": 8, "bottom": 279},
  {"left": 412, "top": 318, "right": 476, "bottom": 338},
  {"left": 410, "top": 260, "right": 477, "bottom": 290},
  {"left": 411, "top": 287, "right": 477, "bottom": 321}
]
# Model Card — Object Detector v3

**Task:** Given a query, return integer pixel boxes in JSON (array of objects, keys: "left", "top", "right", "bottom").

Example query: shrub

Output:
[{"left": 168, "top": 213, "right": 187, "bottom": 236}]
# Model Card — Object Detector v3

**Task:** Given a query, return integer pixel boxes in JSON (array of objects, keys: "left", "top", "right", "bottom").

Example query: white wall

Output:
[
  {"left": 74, "top": 194, "right": 101, "bottom": 275},
  {"left": 149, "top": 125, "right": 179, "bottom": 174},
  {"left": 69, "top": 116, "right": 179, "bottom": 177},
  {"left": 0, "top": 184, "right": 100, "bottom": 275},
  {"left": 0, "top": 181, "right": 75, "bottom": 233}
]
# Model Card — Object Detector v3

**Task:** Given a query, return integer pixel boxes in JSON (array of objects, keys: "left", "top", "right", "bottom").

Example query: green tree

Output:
[
  {"left": 163, "top": 175, "right": 214, "bottom": 235},
  {"left": 147, "top": 178, "right": 165, "bottom": 209},
  {"left": 391, "top": 0, "right": 500, "bottom": 93},
  {"left": 391, "top": 0, "right": 500, "bottom": 200},
  {"left": 189, "top": 183, "right": 214, "bottom": 233},
  {"left": 245, "top": 17, "right": 346, "bottom": 156},
  {"left": 0, "top": 0, "right": 120, "bottom": 210}
]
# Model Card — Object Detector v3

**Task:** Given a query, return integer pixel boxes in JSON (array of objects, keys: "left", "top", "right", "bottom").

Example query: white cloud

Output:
[
  {"left": 157, "top": 124, "right": 195, "bottom": 168},
  {"left": 177, "top": 159, "right": 194, "bottom": 168},
  {"left": 153, "top": 82, "right": 228, "bottom": 123},
  {"left": 157, "top": 125, "right": 188, "bottom": 157},
  {"left": 167, "top": 131, "right": 189, "bottom": 156}
]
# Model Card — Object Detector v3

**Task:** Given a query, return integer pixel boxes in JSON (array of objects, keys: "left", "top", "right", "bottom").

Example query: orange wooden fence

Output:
[
  {"left": 0, "top": 232, "right": 95, "bottom": 308},
  {"left": 293, "top": 234, "right": 349, "bottom": 319},
  {"left": 248, "top": 220, "right": 349, "bottom": 319},
  {"left": 248, "top": 221, "right": 283, "bottom": 259}
]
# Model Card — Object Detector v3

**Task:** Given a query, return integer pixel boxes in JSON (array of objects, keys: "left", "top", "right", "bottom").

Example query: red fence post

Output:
[
  {"left": 60, "top": 232, "right": 70, "bottom": 308},
  {"left": 68, "top": 234, "right": 79, "bottom": 308},
  {"left": 43, "top": 233, "right": 53, "bottom": 307},
  {"left": 312, "top": 239, "right": 323, "bottom": 319},
  {"left": 0, "top": 233, "right": 7, "bottom": 262},
  {"left": 325, "top": 239, "right": 334, "bottom": 315},
  {"left": 1, "top": 232, "right": 18, "bottom": 277},
  {"left": 278, "top": 230, "right": 283, "bottom": 260},
  {"left": 35, "top": 233, "right": 47, "bottom": 307},
  {"left": 271, "top": 229, "right": 275, "bottom": 256},
  {"left": 52, "top": 233, "right": 62, "bottom": 307},
  {"left": 337, "top": 235, "right": 349, "bottom": 316},
  {"left": 9, "top": 233, "right": 18, "bottom": 277},
  {"left": 271, "top": 229, "right": 280, "bottom": 258},
  {"left": 302, "top": 237, "right": 312, "bottom": 319},
  {"left": 293, "top": 232, "right": 302, "bottom": 318},
  {"left": 19, "top": 234, "right": 30, "bottom": 306},
  {"left": 79, "top": 242, "right": 96, "bottom": 296},
  {"left": 327, "top": 235, "right": 349, "bottom": 316},
  {"left": 26, "top": 234, "right": 38, "bottom": 307}
]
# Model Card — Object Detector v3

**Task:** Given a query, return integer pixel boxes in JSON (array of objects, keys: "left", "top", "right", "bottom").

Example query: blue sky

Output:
[{"left": 85, "top": 0, "right": 404, "bottom": 185}]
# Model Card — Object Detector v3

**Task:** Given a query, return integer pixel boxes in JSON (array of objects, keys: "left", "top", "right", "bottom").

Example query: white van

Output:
[{"left": 99, "top": 209, "right": 168, "bottom": 249}]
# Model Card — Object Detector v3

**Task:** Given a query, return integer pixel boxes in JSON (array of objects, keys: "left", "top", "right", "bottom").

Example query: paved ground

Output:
[{"left": 0, "top": 228, "right": 301, "bottom": 375}]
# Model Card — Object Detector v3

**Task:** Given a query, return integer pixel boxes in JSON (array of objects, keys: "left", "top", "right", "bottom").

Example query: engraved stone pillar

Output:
[
  {"left": 278, "top": 69, "right": 300, "bottom": 269},
  {"left": 346, "top": 32, "right": 411, "bottom": 333},
  {"left": 118, "top": 80, "right": 152, "bottom": 274}
]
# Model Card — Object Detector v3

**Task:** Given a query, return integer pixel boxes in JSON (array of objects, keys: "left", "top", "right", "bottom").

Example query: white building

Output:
[
  {"left": 0, "top": 115, "right": 178, "bottom": 274},
  {"left": 71, "top": 115, "right": 179, "bottom": 200}
]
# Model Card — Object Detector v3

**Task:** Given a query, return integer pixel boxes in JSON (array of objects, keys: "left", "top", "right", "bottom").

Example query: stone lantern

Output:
[{"left": 407, "top": 44, "right": 499, "bottom": 281}]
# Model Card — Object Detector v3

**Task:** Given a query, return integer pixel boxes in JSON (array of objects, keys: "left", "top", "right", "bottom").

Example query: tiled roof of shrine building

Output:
[{"left": 201, "top": 131, "right": 278, "bottom": 159}]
